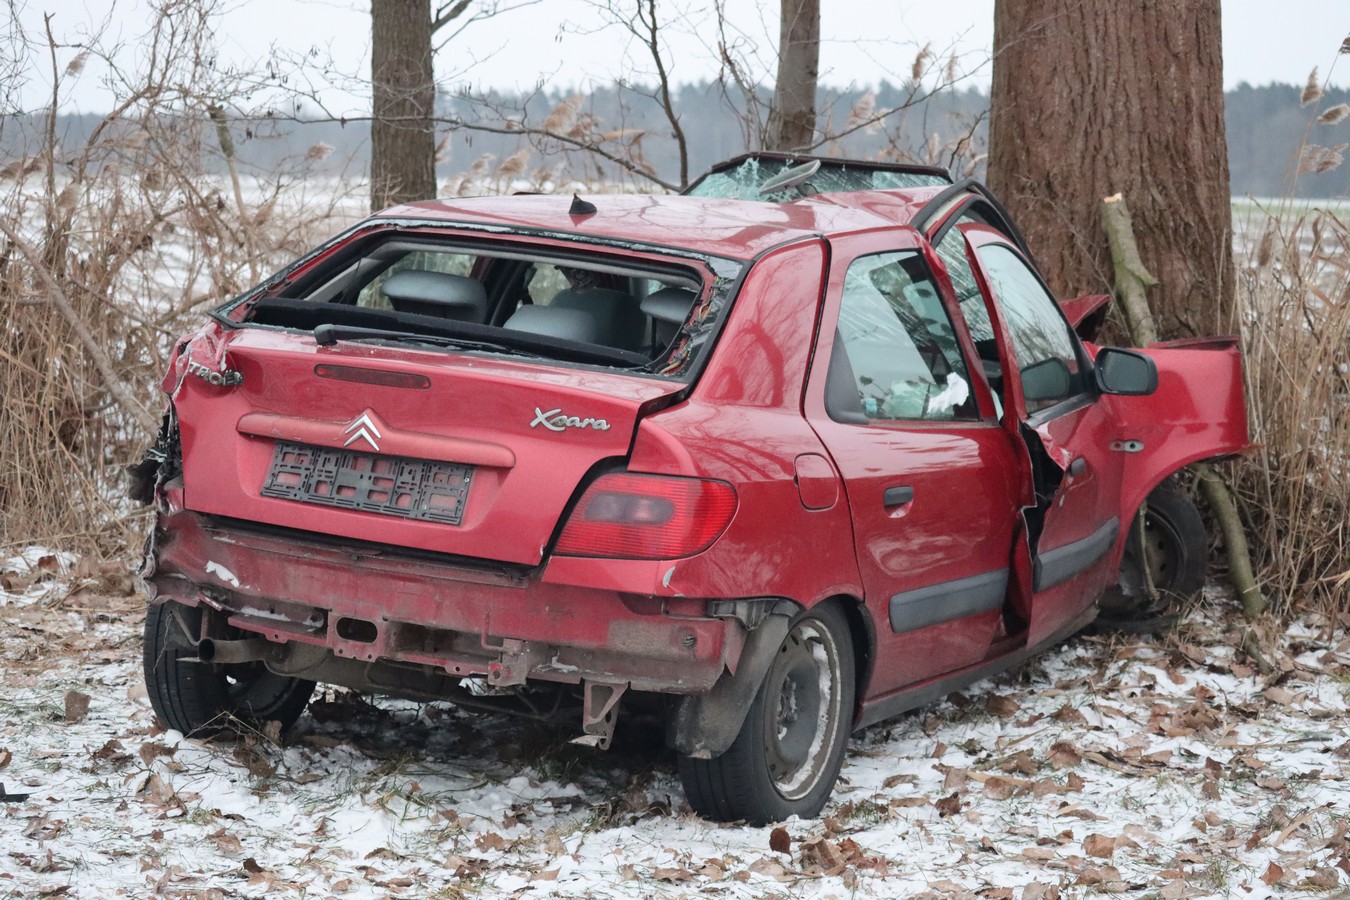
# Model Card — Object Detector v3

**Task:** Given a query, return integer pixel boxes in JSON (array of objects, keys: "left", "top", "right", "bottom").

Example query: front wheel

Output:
[
  {"left": 1099, "top": 482, "right": 1207, "bottom": 632},
  {"left": 143, "top": 601, "right": 314, "bottom": 737},
  {"left": 679, "top": 603, "right": 855, "bottom": 825}
]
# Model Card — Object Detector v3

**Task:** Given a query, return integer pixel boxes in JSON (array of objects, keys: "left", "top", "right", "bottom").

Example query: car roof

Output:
[{"left": 381, "top": 187, "right": 952, "bottom": 261}]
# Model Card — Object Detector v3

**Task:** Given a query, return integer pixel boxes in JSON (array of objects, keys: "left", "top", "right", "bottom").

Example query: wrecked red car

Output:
[{"left": 134, "top": 154, "right": 1247, "bottom": 824}]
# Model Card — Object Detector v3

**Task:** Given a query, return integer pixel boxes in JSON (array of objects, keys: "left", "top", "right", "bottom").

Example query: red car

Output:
[{"left": 134, "top": 155, "right": 1247, "bottom": 825}]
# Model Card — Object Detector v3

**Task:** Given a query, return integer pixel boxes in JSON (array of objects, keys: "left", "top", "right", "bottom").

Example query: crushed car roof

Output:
[{"left": 381, "top": 187, "right": 952, "bottom": 260}]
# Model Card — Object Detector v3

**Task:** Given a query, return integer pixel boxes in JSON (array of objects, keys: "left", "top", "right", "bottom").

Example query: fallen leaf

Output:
[
  {"left": 983, "top": 776, "right": 1027, "bottom": 800},
  {"left": 1264, "top": 686, "right": 1296, "bottom": 706},
  {"left": 1048, "top": 741, "right": 1082, "bottom": 769},
  {"left": 0, "top": 749, "right": 10, "bottom": 769},
  {"left": 209, "top": 828, "right": 242, "bottom": 855},
  {"left": 1053, "top": 704, "right": 1086, "bottom": 724},
  {"left": 986, "top": 694, "right": 1020, "bottom": 718},
  {"left": 799, "top": 837, "right": 847, "bottom": 874},
  {"left": 769, "top": 826, "right": 790, "bottom": 855},
  {"left": 530, "top": 868, "right": 560, "bottom": 882},
  {"left": 64, "top": 690, "right": 90, "bottom": 724},
  {"left": 943, "top": 767, "right": 969, "bottom": 790},
  {"left": 746, "top": 857, "right": 792, "bottom": 881},
  {"left": 1083, "top": 833, "right": 1116, "bottom": 858},
  {"left": 1022, "top": 883, "right": 1060, "bottom": 900},
  {"left": 242, "top": 858, "right": 264, "bottom": 875},
  {"left": 934, "top": 792, "right": 962, "bottom": 817},
  {"left": 474, "top": 832, "right": 506, "bottom": 852},
  {"left": 1261, "top": 861, "right": 1283, "bottom": 885}
]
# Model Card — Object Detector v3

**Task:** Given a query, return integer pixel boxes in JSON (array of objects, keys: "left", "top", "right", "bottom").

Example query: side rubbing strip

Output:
[
  {"left": 889, "top": 568, "right": 1009, "bottom": 634},
  {"left": 1033, "top": 517, "right": 1120, "bottom": 592}
]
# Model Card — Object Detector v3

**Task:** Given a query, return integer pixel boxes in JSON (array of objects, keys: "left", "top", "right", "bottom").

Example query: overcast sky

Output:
[{"left": 13, "top": 0, "right": 1350, "bottom": 115}]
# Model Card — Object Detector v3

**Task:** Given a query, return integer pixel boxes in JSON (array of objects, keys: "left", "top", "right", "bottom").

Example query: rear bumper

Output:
[{"left": 145, "top": 507, "right": 741, "bottom": 694}]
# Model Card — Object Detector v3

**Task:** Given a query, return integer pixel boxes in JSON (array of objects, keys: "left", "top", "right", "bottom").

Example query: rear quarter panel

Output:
[{"left": 614, "top": 239, "right": 864, "bottom": 605}]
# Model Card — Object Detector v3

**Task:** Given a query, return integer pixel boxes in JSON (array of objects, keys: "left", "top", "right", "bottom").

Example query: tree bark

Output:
[
  {"left": 371, "top": 0, "right": 437, "bottom": 211},
  {"left": 987, "top": 0, "right": 1235, "bottom": 339},
  {"left": 765, "top": 0, "right": 819, "bottom": 152}
]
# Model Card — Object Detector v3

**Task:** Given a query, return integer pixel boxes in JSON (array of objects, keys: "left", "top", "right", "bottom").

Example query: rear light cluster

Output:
[{"left": 554, "top": 473, "right": 737, "bottom": 559}]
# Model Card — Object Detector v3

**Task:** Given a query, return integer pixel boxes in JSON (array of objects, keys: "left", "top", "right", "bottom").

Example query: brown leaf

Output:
[
  {"left": 983, "top": 776, "right": 1025, "bottom": 800},
  {"left": 1022, "top": 883, "right": 1060, "bottom": 900},
  {"left": 1083, "top": 833, "right": 1116, "bottom": 858},
  {"left": 1021, "top": 847, "right": 1056, "bottom": 861},
  {"left": 999, "top": 751, "right": 1039, "bottom": 775},
  {"left": 746, "top": 857, "right": 791, "bottom": 881},
  {"left": 474, "top": 832, "right": 506, "bottom": 852},
  {"left": 241, "top": 858, "right": 264, "bottom": 875},
  {"left": 209, "top": 828, "right": 242, "bottom": 855},
  {"left": 64, "top": 690, "right": 91, "bottom": 724},
  {"left": 943, "top": 767, "right": 969, "bottom": 790},
  {"left": 799, "top": 837, "right": 847, "bottom": 874},
  {"left": 881, "top": 773, "right": 915, "bottom": 789},
  {"left": 530, "top": 868, "right": 560, "bottom": 881},
  {"left": 36, "top": 554, "right": 59, "bottom": 573},
  {"left": 769, "top": 826, "right": 791, "bottom": 855},
  {"left": 1264, "top": 686, "right": 1297, "bottom": 706},
  {"left": 0, "top": 748, "right": 10, "bottom": 769},
  {"left": 1048, "top": 741, "right": 1082, "bottom": 769},
  {"left": 986, "top": 694, "right": 1019, "bottom": 718},
  {"left": 934, "top": 791, "right": 963, "bottom": 817},
  {"left": 1065, "top": 772, "right": 1086, "bottom": 792},
  {"left": 1260, "top": 861, "right": 1283, "bottom": 885}
]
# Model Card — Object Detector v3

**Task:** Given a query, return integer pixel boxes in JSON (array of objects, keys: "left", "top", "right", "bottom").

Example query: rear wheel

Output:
[
  {"left": 1099, "top": 483, "right": 1206, "bottom": 632},
  {"left": 143, "top": 602, "right": 314, "bottom": 737},
  {"left": 679, "top": 603, "right": 855, "bottom": 825}
]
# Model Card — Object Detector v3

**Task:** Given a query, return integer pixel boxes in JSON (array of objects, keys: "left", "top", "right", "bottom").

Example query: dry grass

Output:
[
  {"left": 1231, "top": 206, "right": 1350, "bottom": 616},
  {"left": 0, "top": 3, "right": 360, "bottom": 558}
]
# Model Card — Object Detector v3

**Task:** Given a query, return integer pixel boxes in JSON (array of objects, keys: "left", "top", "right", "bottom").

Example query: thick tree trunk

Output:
[
  {"left": 765, "top": 0, "right": 819, "bottom": 152},
  {"left": 987, "top": 0, "right": 1235, "bottom": 338},
  {"left": 370, "top": 0, "right": 437, "bottom": 211}
]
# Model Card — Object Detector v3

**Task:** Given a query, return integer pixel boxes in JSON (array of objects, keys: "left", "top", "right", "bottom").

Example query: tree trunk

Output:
[
  {"left": 370, "top": 0, "right": 437, "bottom": 211},
  {"left": 986, "top": 0, "right": 1234, "bottom": 339},
  {"left": 765, "top": 0, "right": 819, "bottom": 152}
]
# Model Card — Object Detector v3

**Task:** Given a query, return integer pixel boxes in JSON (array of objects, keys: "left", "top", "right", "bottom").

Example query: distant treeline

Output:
[{"left": 5, "top": 81, "right": 1346, "bottom": 198}]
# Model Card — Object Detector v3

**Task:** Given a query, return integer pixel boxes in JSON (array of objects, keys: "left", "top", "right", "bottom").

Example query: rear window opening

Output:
[{"left": 231, "top": 233, "right": 736, "bottom": 378}]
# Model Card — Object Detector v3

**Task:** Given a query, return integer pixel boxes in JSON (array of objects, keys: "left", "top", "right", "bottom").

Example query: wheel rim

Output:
[
  {"left": 761, "top": 619, "right": 843, "bottom": 800},
  {"left": 1140, "top": 507, "right": 1187, "bottom": 594}
]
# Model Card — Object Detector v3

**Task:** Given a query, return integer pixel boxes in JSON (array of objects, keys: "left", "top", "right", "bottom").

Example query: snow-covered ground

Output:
[{"left": 2, "top": 552, "right": 1347, "bottom": 899}]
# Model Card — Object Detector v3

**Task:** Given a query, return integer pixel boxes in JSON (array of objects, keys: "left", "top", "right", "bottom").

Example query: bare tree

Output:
[
  {"left": 370, "top": 0, "right": 437, "bottom": 210},
  {"left": 765, "top": 0, "right": 818, "bottom": 152},
  {"left": 986, "top": 0, "right": 1234, "bottom": 337}
]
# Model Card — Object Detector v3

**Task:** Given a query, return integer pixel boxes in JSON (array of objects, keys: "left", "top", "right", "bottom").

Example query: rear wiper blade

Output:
[{"left": 313, "top": 323, "right": 525, "bottom": 355}]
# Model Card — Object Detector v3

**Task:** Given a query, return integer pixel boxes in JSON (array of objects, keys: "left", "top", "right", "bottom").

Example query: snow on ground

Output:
[{"left": 2, "top": 558, "right": 1348, "bottom": 899}]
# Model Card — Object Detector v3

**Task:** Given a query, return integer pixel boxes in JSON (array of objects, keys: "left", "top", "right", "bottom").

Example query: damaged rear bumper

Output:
[{"left": 144, "top": 507, "right": 743, "bottom": 696}]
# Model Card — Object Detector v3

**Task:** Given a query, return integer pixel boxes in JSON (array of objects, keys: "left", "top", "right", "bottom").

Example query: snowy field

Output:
[{"left": 1, "top": 551, "right": 1347, "bottom": 899}]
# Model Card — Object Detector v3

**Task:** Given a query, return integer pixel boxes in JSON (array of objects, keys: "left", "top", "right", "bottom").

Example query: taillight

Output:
[{"left": 554, "top": 473, "right": 737, "bottom": 559}]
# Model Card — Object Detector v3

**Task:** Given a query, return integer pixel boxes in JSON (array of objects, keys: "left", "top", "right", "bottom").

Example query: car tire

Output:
[
  {"left": 1098, "top": 482, "right": 1207, "bottom": 633},
  {"left": 143, "top": 601, "right": 315, "bottom": 737},
  {"left": 678, "top": 603, "right": 855, "bottom": 825}
]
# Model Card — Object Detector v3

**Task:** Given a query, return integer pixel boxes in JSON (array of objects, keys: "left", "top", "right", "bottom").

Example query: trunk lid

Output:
[{"left": 171, "top": 325, "right": 680, "bottom": 565}]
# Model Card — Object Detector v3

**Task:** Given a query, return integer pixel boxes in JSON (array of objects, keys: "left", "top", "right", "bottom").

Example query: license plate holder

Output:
[{"left": 261, "top": 441, "right": 472, "bottom": 525}]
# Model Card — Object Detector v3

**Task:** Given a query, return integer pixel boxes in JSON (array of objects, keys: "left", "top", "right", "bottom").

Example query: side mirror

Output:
[
  {"left": 1095, "top": 347, "right": 1158, "bottom": 396},
  {"left": 1021, "top": 357, "right": 1072, "bottom": 402}
]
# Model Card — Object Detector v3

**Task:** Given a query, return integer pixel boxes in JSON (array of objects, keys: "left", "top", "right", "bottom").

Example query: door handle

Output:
[
  {"left": 1069, "top": 457, "right": 1087, "bottom": 476},
  {"left": 883, "top": 485, "right": 915, "bottom": 507}
]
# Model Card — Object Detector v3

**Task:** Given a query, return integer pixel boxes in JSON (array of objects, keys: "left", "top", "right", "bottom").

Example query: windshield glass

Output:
[{"left": 686, "top": 156, "right": 950, "bottom": 201}]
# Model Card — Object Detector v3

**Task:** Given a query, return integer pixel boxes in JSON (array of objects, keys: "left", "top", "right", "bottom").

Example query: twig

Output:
[{"left": 0, "top": 218, "right": 157, "bottom": 434}]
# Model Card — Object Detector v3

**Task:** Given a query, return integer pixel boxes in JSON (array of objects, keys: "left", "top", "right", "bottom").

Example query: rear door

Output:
[{"left": 804, "top": 230, "right": 1024, "bottom": 695}]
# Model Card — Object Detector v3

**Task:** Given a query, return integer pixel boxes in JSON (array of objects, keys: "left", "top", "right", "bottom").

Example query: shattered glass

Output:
[{"left": 686, "top": 157, "right": 949, "bottom": 201}]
